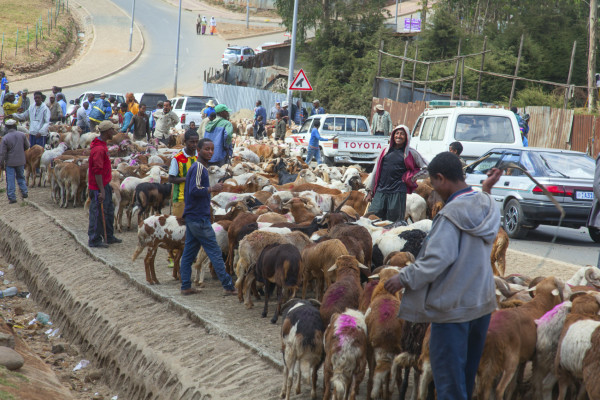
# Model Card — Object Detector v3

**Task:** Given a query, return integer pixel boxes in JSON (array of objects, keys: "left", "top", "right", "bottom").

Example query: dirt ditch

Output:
[{"left": 0, "top": 185, "right": 585, "bottom": 399}]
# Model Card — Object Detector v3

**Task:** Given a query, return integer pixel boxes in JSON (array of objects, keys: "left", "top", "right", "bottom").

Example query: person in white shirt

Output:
[{"left": 12, "top": 91, "right": 51, "bottom": 148}]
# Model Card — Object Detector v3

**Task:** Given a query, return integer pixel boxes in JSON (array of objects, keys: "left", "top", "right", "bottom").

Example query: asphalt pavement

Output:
[
  {"left": 509, "top": 225, "right": 599, "bottom": 266},
  {"left": 61, "top": 0, "right": 287, "bottom": 100}
]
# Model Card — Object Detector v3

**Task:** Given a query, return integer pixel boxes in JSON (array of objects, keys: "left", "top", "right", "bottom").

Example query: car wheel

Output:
[
  {"left": 324, "top": 156, "right": 334, "bottom": 167},
  {"left": 503, "top": 199, "right": 529, "bottom": 239},
  {"left": 589, "top": 227, "right": 600, "bottom": 243}
]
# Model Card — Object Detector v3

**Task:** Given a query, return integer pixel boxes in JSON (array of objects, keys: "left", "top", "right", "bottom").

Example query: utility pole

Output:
[
  {"left": 246, "top": 0, "right": 249, "bottom": 29},
  {"left": 286, "top": 0, "right": 299, "bottom": 125},
  {"left": 395, "top": 0, "right": 402, "bottom": 32},
  {"left": 174, "top": 0, "right": 182, "bottom": 97},
  {"left": 129, "top": 0, "right": 136, "bottom": 52},
  {"left": 588, "top": 0, "right": 597, "bottom": 112}
]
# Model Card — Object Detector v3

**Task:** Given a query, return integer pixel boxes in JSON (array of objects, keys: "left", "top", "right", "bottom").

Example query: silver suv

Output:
[{"left": 221, "top": 45, "right": 255, "bottom": 65}]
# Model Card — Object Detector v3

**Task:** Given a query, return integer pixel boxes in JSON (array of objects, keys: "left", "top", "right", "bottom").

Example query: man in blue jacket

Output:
[
  {"left": 385, "top": 152, "right": 502, "bottom": 400},
  {"left": 178, "top": 138, "right": 237, "bottom": 296},
  {"left": 88, "top": 93, "right": 112, "bottom": 132}
]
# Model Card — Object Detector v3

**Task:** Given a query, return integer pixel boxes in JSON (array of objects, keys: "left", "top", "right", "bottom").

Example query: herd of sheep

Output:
[{"left": 10, "top": 121, "right": 600, "bottom": 400}]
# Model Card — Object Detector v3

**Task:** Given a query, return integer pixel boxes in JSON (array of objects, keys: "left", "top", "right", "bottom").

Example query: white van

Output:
[{"left": 410, "top": 101, "right": 523, "bottom": 163}]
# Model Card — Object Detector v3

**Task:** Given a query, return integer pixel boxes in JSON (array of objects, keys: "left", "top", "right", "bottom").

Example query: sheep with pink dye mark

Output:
[
  {"left": 323, "top": 309, "right": 368, "bottom": 400},
  {"left": 320, "top": 255, "right": 369, "bottom": 327},
  {"left": 531, "top": 300, "right": 572, "bottom": 399}
]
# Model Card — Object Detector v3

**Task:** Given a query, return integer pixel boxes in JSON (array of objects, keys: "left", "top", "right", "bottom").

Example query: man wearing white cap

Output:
[
  {"left": 13, "top": 91, "right": 51, "bottom": 148},
  {"left": 310, "top": 99, "right": 325, "bottom": 116},
  {"left": 280, "top": 101, "right": 289, "bottom": 123},
  {"left": 0, "top": 119, "right": 29, "bottom": 204},
  {"left": 371, "top": 104, "right": 392, "bottom": 136}
]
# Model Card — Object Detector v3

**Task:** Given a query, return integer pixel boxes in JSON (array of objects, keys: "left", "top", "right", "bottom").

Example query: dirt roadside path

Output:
[
  {"left": 0, "top": 194, "right": 284, "bottom": 399},
  {"left": 0, "top": 185, "right": 585, "bottom": 399}
]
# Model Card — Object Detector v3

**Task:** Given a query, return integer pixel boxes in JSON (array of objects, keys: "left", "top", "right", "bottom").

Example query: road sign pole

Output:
[
  {"left": 174, "top": 0, "right": 182, "bottom": 96},
  {"left": 246, "top": 0, "right": 249, "bottom": 29},
  {"left": 129, "top": 0, "right": 136, "bottom": 52},
  {"left": 286, "top": 0, "right": 299, "bottom": 125}
]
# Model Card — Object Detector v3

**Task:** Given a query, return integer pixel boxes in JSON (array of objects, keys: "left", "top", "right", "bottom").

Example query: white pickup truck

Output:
[{"left": 288, "top": 114, "right": 389, "bottom": 166}]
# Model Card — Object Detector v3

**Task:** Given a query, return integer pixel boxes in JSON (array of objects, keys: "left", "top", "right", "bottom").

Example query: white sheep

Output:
[{"left": 40, "top": 143, "right": 68, "bottom": 186}]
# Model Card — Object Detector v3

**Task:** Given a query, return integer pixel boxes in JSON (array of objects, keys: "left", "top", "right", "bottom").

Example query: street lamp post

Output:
[
  {"left": 246, "top": 0, "right": 250, "bottom": 29},
  {"left": 174, "top": 0, "right": 182, "bottom": 96},
  {"left": 286, "top": 0, "right": 299, "bottom": 125},
  {"left": 129, "top": 0, "right": 136, "bottom": 52}
]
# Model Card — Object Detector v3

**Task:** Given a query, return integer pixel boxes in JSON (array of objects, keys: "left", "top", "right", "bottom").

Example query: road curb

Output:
[
  {"left": 218, "top": 27, "right": 286, "bottom": 41},
  {"left": 23, "top": 198, "right": 284, "bottom": 371},
  {"left": 507, "top": 248, "right": 583, "bottom": 271},
  {"left": 12, "top": 0, "right": 146, "bottom": 92}
]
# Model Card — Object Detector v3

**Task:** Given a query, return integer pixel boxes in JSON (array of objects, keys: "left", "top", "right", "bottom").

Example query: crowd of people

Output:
[{"left": 195, "top": 15, "right": 217, "bottom": 35}]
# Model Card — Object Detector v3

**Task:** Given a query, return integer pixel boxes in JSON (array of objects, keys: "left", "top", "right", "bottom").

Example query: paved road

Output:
[
  {"left": 509, "top": 225, "right": 598, "bottom": 267},
  {"left": 64, "top": 0, "right": 287, "bottom": 100}
]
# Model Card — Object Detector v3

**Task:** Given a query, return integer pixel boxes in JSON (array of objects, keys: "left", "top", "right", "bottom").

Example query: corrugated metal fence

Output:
[
  {"left": 526, "top": 106, "right": 574, "bottom": 150},
  {"left": 203, "top": 82, "right": 312, "bottom": 114},
  {"left": 371, "top": 98, "right": 427, "bottom": 131}
]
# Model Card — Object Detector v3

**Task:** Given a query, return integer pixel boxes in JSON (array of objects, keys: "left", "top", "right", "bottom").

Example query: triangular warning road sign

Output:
[{"left": 289, "top": 69, "right": 313, "bottom": 91}]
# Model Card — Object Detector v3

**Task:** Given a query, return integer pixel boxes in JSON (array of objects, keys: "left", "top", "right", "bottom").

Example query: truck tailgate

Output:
[{"left": 338, "top": 136, "right": 387, "bottom": 153}]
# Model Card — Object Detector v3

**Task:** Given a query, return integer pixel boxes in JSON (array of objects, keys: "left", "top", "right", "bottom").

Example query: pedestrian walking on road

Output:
[
  {"left": 384, "top": 153, "right": 502, "bottom": 400},
  {"left": 371, "top": 104, "right": 392, "bottom": 136},
  {"left": 201, "top": 16, "right": 208, "bottom": 35},
  {"left": 178, "top": 137, "right": 237, "bottom": 296},
  {"left": 169, "top": 129, "right": 199, "bottom": 218},
  {"left": 365, "top": 125, "right": 427, "bottom": 222},
  {"left": 12, "top": 91, "right": 50, "bottom": 148},
  {"left": 209, "top": 17, "right": 217, "bottom": 35},
  {"left": 153, "top": 100, "right": 179, "bottom": 145},
  {"left": 204, "top": 104, "right": 233, "bottom": 166},
  {"left": 305, "top": 119, "right": 328, "bottom": 165},
  {"left": 0, "top": 119, "right": 29, "bottom": 204},
  {"left": 196, "top": 14, "right": 202, "bottom": 35},
  {"left": 87, "top": 121, "right": 122, "bottom": 248}
]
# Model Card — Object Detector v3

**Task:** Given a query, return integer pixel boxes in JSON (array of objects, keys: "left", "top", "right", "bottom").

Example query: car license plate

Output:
[
  {"left": 575, "top": 191, "right": 594, "bottom": 200},
  {"left": 350, "top": 152, "right": 374, "bottom": 159}
]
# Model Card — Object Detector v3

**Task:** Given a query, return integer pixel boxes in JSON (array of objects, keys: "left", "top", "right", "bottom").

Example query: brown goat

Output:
[
  {"left": 491, "top": 226, "right": 509, "bottom": 276},
  {"left": 301, "top": 239, "right": 349, "bottom": 301},
  {"left": 477, "top": 276, "right": 570, "bottom": 400}
]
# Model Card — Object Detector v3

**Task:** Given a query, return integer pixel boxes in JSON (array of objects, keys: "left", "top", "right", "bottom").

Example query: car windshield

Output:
[
  {"left": 454, "top": 115, "right": 515, "bottom": 143},
  {"left": 299, "top": 119, "right": 314, "bottom": 133},
  {"left": 533, "top": 151, "right": 595, "bottom": 179},
  {"left": 185, "top": 98, "right": 207, "bottom": 111},
  {"left": 140, "top": 94, "right": 167, "bottom": 108},
  {"left": 225, "top": 48, "right": 241, "bottom": 55}
]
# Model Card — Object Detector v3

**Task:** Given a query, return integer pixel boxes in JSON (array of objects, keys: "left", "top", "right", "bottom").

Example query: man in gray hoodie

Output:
[
  {"left": 385, "top": 151, "right": 502, "bottom": 400},
  {"left": 0, "top": 119, "right": 29, "bottom": 204}
]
